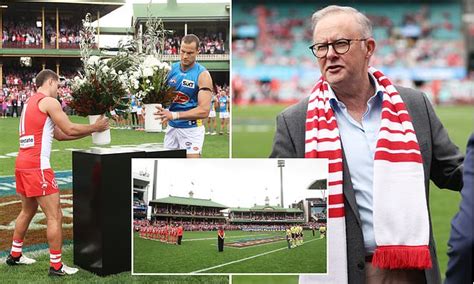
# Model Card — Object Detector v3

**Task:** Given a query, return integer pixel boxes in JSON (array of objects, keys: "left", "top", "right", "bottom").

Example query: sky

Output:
[{"left": 132, "top": 159, "right": 328, "bottom": 209}]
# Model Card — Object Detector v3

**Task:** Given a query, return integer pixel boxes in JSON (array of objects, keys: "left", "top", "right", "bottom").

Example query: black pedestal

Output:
[{"left": 72, "top": 147, "right": 185, "bottom": 276}]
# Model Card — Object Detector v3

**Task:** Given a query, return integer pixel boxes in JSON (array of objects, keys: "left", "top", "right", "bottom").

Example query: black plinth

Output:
[{"left": 72, "top": 147, "right": 185, "bottom": 276}]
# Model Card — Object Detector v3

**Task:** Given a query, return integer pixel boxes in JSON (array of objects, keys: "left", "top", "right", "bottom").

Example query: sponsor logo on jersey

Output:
[
  {"left": 19, "top": 135, "right": 35, "bottom": 148},
  {"left": 182, "top": 79, "right": 195, "bottom": 89},
  {"left": 173, "top": 92, "right": 190, "bottom": 104}
]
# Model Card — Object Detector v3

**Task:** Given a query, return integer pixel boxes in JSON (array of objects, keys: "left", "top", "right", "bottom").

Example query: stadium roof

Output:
[
  {"left": 132, "top": 3, "right": 230, "bottom": 25},
  {"left": 149, "top": 195, "right": 228, "bottom": 209},
  {"left": 307, "top": 179, "right": 327, "bottom": 190},
  {"left": 229, "top": 205, "right": 303, "bottom": 213}
]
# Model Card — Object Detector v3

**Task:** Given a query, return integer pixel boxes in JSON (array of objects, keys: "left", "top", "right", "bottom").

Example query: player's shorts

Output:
[
  {"left": 15, "top": 168, "right": 59, "bottom": 198},
  {"left": 164, "top": 125, "right": 205, "bottom": 155},
  {"left": 208, "top": 110, "right": 216, "bottom": 118},
  {"left": 219, "top": 112, "right": 229, "bottom": 119}
]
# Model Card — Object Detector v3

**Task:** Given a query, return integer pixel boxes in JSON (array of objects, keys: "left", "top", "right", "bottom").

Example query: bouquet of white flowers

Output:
[
  {"left": 128, "top": 55, "right": 175, "bottom": 106},
  {"left": 69, "top": 13, "right": 128, "bottom": 117}
]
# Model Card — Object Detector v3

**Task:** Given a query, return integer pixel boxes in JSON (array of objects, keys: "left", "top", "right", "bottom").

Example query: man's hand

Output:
[
  {"left": 93, "top": 115, "right": 109, "bottom": 132},
  {"left": 155, "top": 105, "right": 173, "bottom": 123}
]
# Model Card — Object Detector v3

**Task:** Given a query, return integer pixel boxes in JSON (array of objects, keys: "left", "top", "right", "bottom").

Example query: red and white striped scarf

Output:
[{"left": 301, "top": 67, "right": 431, "bottom": 283}]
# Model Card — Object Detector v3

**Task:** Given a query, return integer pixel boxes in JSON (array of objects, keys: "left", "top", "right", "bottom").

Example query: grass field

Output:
[
  {"left": 0, "top": 245, "right": 228, "bottom": 283},
  {"left": 232, "top": 103, "right": 474, "bottom": 279},
  {"left": 0, "top": 115, "right": 229, "bottom": 176},
  {"left": 133, "top": 230, "right": 326, "bottom": 274}
]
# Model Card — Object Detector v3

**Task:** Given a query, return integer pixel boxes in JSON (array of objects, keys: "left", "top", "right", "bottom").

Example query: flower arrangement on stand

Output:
[
  {"left": 126, "top": 14, "right": 176, "bottom": 132},
  {"left": 128, "top": 55, "right": 175, "bottom": 132},
  {"left": 68, "top": 13, "right": 129, "bottom": 145}
]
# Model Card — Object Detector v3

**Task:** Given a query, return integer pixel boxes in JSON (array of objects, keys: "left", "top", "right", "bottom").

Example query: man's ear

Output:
[{"left": 366, "top": 38, "right": 376, "bottom": 59}]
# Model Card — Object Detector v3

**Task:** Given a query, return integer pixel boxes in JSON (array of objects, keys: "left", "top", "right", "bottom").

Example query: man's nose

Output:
[{"left": 326, "top": 45, "right": 339, "bottom": 60}]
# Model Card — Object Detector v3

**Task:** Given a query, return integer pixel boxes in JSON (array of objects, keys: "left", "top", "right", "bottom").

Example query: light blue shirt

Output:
[{"left": 328, "top": 74, "right": 384, "bottom": 254}]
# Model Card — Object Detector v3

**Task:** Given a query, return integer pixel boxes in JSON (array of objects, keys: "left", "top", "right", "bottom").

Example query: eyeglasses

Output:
[{"left": 309, "top": 38, "right": 367, "bottom": 58}]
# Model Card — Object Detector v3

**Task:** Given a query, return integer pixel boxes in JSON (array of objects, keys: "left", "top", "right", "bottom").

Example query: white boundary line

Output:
[
  {"left": 210, "top": 239, "right": 288, "bottom": 250},
  {"left": 192, "top": 238, "right": 322, "bottom": 273}
]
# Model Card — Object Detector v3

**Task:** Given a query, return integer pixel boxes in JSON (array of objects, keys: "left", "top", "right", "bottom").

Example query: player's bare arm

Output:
[
  {"left": 214, "top": 96, "right": 219, "bottom": 110},
  {"left": 39, "top": 97, "right": 109, "bottom": 138},
  {"left": 156, "top": 71, "right": 213, "bottom": 123},
  {"left": 53, "top": 126, "right": 89, "bottom": 141}
]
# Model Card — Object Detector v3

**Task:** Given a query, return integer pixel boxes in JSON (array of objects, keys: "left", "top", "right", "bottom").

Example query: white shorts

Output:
[
  {"left": 209, "top": 110, "right": 216, "bottom": 118},
  {"left": 219, "top": 112, "right": 229, "bottom": 119},
  {"left": 164, "top": 126, "right": 205, "bottom": 154}
]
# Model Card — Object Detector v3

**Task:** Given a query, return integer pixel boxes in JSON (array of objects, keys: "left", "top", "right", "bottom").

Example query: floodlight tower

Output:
[{"left": 277, "top": 160, "right": 285, "bottom": 207}]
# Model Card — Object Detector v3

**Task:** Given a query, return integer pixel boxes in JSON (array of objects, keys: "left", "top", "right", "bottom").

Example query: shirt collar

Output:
[{"left": 328, "top": 73, "right": 384, "bottom": 110}]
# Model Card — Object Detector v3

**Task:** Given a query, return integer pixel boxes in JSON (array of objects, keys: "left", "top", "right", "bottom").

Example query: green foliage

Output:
[
  {"left": 69, "top": 13, "right": 129, "bottom": 116},
  {"left": 69, "top": 69, "right": 128, "bottom": 116}
]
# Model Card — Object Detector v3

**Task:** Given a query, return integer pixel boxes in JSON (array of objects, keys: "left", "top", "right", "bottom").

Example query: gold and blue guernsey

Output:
[{"left": 167, "top": 61, "right": 207, "bottom": 128}]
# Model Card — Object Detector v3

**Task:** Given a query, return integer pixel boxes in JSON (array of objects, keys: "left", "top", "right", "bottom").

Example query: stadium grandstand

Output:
[
  {"left": 134, "top": 193, "right": 324, "bottom": 232},
  {"left": 148, "top": 192, "right": 228, "bottom": 229},
  {"left": 132, "top": 1, "right": 230, "bottom": 88},
  {"left": 0, "top": 0, "right": 230, "bottom": 129},
  {"left": 232, "top": 0, "right": 474, "bottom": 105},
  {"left": 228, "top": 196, "right": 305, "bottom": 231},
  {"left": 133, "top": 170, "right": 151, "bottom": 219},
  {"left": 0, "top": 0, "right": 124, "bottom": 120}
]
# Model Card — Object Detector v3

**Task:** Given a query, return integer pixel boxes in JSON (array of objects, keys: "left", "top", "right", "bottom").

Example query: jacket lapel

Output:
[{"left": 342, "top": 148, "right": 362, "bottom": 228}]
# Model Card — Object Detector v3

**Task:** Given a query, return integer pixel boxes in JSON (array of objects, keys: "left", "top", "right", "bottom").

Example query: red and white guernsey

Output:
[{"left": 16, "top": 92, "right": 55, "bottom": 170}]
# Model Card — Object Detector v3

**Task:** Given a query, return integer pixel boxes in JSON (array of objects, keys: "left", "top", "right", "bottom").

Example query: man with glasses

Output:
[{"left": 270, "top": 5, "right": 463, "bottom": 284}]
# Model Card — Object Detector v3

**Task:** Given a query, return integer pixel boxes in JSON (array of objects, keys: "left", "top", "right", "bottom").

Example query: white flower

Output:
[
  {"left": 134, "top": 84, "right": 139, "bottom": 90},
  {"left": 145, "top": 79, "right": 151, "bottom": 84},
  {"left": 143, "top": 55, "right": 160, "bottom": 68},
  {"left": 143, "top": 67, "right": 153, "bottom": 77},
  {"left": 101, "top": 65, "right": 110, "bottom": 73},
  {"left": 87, "top": 56, "right": 100, "bottom": 66},
  {"left": 118, "top": 70, "right": 123, "bottom": 75}
]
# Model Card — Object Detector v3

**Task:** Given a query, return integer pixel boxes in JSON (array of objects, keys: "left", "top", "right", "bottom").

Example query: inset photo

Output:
[{"left": 132, "top": 159, "right": 328, "bottom": 274}]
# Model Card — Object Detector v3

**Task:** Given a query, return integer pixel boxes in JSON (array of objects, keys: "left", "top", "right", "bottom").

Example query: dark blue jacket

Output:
[{"left": 445, "top": 133, "right": 473, "bottom": 284}]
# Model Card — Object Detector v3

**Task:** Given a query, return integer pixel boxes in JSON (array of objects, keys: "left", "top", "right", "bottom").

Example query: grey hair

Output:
[{"left": 311, "top": 5, "right": 373, "bottom": 38}]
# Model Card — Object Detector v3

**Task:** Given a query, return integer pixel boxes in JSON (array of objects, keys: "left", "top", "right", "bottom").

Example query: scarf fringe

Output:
[{"left": 372, "top": 245, "right": 432, "bottom": 270}]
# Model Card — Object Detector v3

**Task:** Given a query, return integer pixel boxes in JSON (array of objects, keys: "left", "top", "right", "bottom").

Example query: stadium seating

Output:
[{"left": 232, "top": 1, "right": 470, "bottom": 103}]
